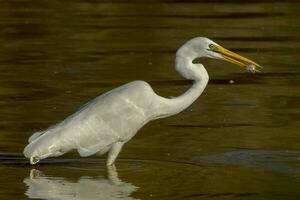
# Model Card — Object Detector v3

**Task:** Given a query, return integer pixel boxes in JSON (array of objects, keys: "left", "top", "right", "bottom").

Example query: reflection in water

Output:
[
  {"left": 194, "top": 150, "right": 300, "bottom": 180},
  {"left": 24, "top": 166, "right": 138, "bottom": 200}
]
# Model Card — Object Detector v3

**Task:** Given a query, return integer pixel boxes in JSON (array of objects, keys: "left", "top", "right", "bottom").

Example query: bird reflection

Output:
[{"left": 24, "top": 165, "right": 138, "bottom": 200}]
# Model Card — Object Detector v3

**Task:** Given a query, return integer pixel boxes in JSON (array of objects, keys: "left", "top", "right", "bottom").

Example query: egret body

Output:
[{"left": 23, "top": 37, "right": 260, "bottom": 166}]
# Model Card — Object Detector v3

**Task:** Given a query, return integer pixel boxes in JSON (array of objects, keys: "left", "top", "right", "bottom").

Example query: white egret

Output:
[{"left": 23, "top": 37, "right": 261, "bottom": 166}]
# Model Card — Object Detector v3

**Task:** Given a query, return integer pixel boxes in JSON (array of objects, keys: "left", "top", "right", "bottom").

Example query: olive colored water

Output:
[{"left": 0, "top": 1, "right": 300, "bottom": 199}]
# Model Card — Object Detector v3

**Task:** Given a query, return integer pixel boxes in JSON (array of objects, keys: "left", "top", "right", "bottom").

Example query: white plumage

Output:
[{"left": 23, "top": 37, "right": 260, "bottom": 165}]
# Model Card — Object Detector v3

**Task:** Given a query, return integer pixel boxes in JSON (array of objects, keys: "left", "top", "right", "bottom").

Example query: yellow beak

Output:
[{"left": 214, "top": 45, "right": 262, "bottom": 72}]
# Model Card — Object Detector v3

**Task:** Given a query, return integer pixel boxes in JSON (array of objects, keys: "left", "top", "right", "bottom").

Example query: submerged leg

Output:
[
  {"left": 107, "top": 142, "right": 124, "bottom": 166},
  {"left": 107, "top": 164, "right": 122, "bottom": 185},
  {"left": 29, "top": 169, "right": 43, "bottom": 179}
]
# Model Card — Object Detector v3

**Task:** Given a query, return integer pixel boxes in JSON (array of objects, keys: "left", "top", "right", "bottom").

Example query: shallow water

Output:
[{"left": 0, "top": 0, "right": 300, "bottom": 199}]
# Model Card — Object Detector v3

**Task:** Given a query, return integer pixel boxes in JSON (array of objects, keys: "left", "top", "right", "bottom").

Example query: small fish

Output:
[{"left": 246, "top": 63, "right": 259, "bottom": 73}]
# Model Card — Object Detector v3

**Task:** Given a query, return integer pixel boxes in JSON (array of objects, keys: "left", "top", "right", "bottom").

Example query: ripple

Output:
[
  {"left": 0, "top": 153, "right": 202, "bottom": 169},
  {"left": 193, "top": 150, "right": 300, "bottom": 180}
]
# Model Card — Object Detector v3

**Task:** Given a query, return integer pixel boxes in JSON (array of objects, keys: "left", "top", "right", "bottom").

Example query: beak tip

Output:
[{"left": 256, "top": 63, "right": 263, "bottom": 69}]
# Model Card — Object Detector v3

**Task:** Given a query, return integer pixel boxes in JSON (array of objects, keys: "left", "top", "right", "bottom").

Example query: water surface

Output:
[{"left": 0, "top": 0, "right": 299, "bottom": 199}]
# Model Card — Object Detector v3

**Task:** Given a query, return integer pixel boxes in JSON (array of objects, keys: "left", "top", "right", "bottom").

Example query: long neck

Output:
[{"left": 155, "top": 48, "right": 209, "bottom": 118}]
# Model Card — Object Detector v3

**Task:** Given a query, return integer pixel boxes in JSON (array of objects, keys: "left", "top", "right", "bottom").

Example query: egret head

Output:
[{"left": 184, "top": 37, "right": 261, "bottom": 72}]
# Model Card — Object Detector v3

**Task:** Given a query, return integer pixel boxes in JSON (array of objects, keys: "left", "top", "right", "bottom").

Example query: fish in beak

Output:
[{"left": 209, "top": 44, "right": 262, "bottom": 73}]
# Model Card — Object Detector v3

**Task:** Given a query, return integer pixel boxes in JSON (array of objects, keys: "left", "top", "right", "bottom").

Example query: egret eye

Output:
[{"left": 208, "top": 44, "right": 218, "bottom": 51}]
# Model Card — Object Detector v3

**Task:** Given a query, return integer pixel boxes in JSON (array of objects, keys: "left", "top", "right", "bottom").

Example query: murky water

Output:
[{"left": 0, "top": 1, "right": 300, "bottom": 199}]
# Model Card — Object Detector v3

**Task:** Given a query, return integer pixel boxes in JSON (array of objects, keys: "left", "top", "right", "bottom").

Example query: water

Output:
[{"left": 0, "top": 0, "right": 300, "bottom": 199}]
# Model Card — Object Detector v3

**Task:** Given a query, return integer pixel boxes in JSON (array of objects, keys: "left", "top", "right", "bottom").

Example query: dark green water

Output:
[{"left": 0, "top": 1, "right": 299, "bottom": 199}]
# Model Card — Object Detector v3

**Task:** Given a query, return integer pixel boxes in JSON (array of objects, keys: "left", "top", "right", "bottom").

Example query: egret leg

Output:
[{"left": 107, "top": 142, "right": 124, "bottom": 166}]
